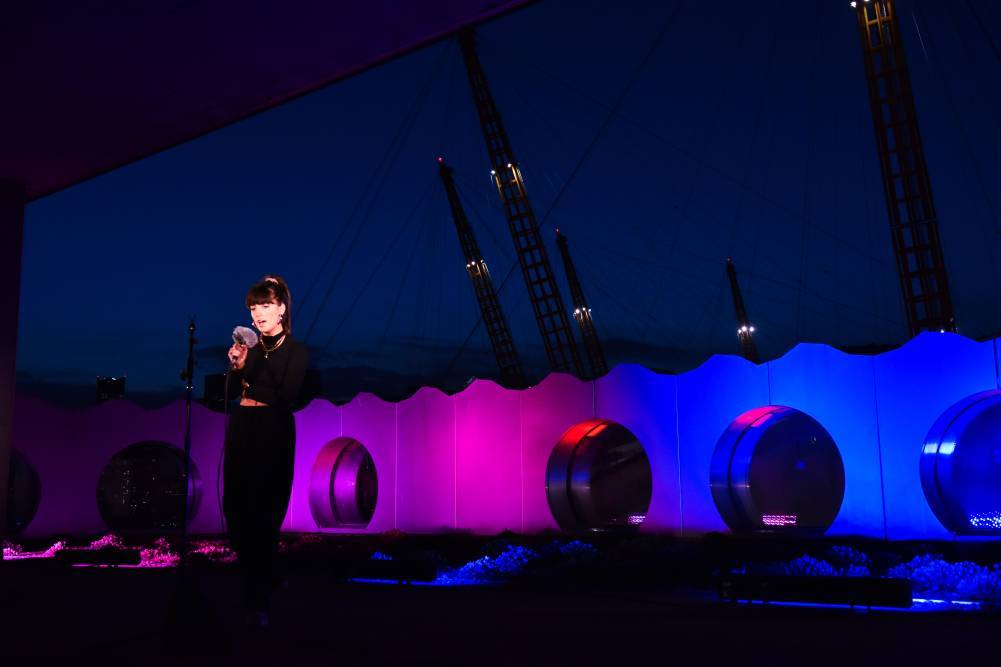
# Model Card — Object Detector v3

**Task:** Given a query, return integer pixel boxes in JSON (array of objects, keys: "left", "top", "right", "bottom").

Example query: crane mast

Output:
[
  {"left": 850, "top": 0, "right": 955, "bottom": 335},
  {"left": 555, "top": 229, "right": 608, "bottom": 378},
  {"left": 726, "top": 258, "right": 760, "bottom": 363},
  {"left": 438, "top": 157, "right": 527, "bottom": 388},
  {"left": 458, "top": 29, "right": 584, "bottom": 377}
]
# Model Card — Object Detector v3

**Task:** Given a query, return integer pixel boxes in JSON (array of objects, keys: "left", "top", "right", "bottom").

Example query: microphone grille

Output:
[{"left": 232, "top": 326, "right": 259, "bottom": 348}]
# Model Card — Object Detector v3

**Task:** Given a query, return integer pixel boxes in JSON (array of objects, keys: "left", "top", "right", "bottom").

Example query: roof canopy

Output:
[{"left": 4, "top": 0, "right": 530, "bottom": 201}]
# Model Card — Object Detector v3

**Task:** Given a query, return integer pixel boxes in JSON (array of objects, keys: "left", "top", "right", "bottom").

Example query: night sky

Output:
[{"left": 17, "top": 0, "right": 1001, "bottom": 406}]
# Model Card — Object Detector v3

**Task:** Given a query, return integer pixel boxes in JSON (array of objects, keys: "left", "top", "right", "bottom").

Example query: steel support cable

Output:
[
  {"left": 444, "top": 0, "right": 686, "bottom": 373},
  {"left": 536, "top": 1, "right": 685, "bottom": 230},
  {"left": 454, "top": 182, "right": 516, "bottom": 266},
  {"left": 301, "top": 44, "right": 451, "bottom": 343},
  {"left": 561, "top": 204, "right": 907, "bottom": 331},
  {"left": 918, "top": 3, "right": 1001, "bottom": 304},
  {"left": 410, "top": 213, "right": 433, "bottom": 378},
  {"left": 576, "top": 235, "right": 718, "bottom": 301},
  {"left": 494, "top": 62, "right": 577, "bottom": 201},
  {"left": 300, "top": 43, "right": 451, "bottom": 319},
  {"left": 661, "top": 238, "right": 907, "bottom": 328},
  {"left": 728, "top": 0, "right": 783, "bottom": 256},
  {"left": 746, "top": 267, "right": 905, "bottom": 328},
  {"left": 635, "top": 169, "right": 700, "bottom": 342},
  {"left": 421, "top": 191, "right": 444, "bottom": 376},
  {"left": 963, "top": 0, "right": 1001, "bottom": 67},
  {"left": 578, "top": 275, "right": 651, "bottom": 348},
  {"left": 319, "top": 175, "right": 438, "bottom": 355},
  {"left": 686, "top": 277, "right": 729, "bottom": 352},
  {"left": 637, "top": 0, "right": 783, "bottom": 344},
  {"left": 378, "top": 188, "right": 437, "bottom": 358},
  {"left": 565, "top": 226, "right": 710, "bottom": 339},
  {"left": 796, "top": 0, "right": 826, "bottom": 342},
  {"left": 432, "top": 199, "right": 449, "bottom": 378},
  {"left": 940, "top": 1, "right": 1001, "bottom": 230},
  {"left": 948, "top": 2, "right": 1001, "bottom": 153},
  {"left": 441, "top": 258, "right": 520, "bottom": 379},
  {"left": 849, "top": 32, "right": 892, "bottom": 342},
  {"left": 480, "top": 0, "right": 686, "bottom": 358},
  {"left": 722, "top": 0, "right": 785, "bottom": 354},
  {"left": 439, "top": 42, "right": 460, "bottom": 159},
  {"left": 498, "top": 41, "right": 899, "bottom": 271},
  {"left": 569, "top": 241, "right": 671, "bottom": 342}
]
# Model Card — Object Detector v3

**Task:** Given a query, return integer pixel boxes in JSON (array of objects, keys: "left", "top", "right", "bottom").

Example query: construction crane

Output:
[
  {"left": 555, "top": 229, "right": 608, "bottom": 379},
  {"left": 438, "top": 156, "right": 527, "bottom": 388},
  {"left": 726, "top": 258, "right": 760, "bottom": 363},
  {"left": 458, "top": 29, "right": 584, "bottom": 378},
  {"left": 850, "top": 0, "right": 955, "bottom": 336}
]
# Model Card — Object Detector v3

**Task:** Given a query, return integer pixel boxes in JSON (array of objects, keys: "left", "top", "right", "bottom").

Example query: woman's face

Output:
[{"left": 250, "top": 299, "right": 285, "bottom": 336}]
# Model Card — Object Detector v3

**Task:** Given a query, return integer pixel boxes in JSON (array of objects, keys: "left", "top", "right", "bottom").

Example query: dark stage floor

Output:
[{"left": 2, "top": 553, "right": 999, "bottom": 665}]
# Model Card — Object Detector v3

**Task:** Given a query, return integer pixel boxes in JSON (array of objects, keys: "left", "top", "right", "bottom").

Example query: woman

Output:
[{"left": 224, "top": 275, "right": 308, "bottom": 625}]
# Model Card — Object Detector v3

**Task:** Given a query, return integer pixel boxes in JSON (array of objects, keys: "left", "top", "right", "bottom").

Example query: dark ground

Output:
[{"left": 2, "top": 534, "right": 1000, "bottom": 664}]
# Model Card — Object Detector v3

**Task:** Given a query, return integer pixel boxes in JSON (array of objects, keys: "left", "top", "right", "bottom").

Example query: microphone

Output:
[{"left": 232, "top": 326, "right": 259, "bottom": 348}]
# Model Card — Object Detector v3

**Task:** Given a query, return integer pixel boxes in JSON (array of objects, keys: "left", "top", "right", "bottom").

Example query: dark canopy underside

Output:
[{"left": 3, "top": 0, "right": 532, "bottom": 201}]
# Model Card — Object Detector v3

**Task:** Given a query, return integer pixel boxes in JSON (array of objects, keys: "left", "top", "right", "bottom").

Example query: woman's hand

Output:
[{"left": 228, "top": 342, "right": 248, "bottom": 370}]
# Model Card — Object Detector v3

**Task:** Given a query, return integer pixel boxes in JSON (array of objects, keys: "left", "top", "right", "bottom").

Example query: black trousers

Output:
[{"left": 223, "top": 405, "right": 295, "bottom": 610}]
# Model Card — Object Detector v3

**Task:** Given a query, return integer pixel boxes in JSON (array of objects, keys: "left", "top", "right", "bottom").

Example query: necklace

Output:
[{"left": 260, "top": 334, "right": 287, "bottom": 359}]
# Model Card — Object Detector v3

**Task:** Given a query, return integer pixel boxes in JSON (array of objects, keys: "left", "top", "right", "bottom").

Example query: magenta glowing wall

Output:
[{"left": 11, "top": 333, "right": 1001, "bottom": 540}]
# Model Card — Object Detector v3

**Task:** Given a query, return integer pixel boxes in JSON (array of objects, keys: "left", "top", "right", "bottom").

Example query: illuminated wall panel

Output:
[
  {"left": 677, "top": 355, "right": 770, "bottom": 535},
  {"left": 872, "top": 333, "right": 997, "bottom": 539},
  {"left": 286, "top": 398, "right": 341, "bottom": 532},
  {"left": 594, "top": 364, "right": 680, "bottom": 532},
  {"left": 454, "top": 379, "right": 522, "bottom": 533},
  {"left": 520, "top": 373, "right": 594, "bottom": 532},
  {"left": 336, "top": 393, "right": 396, "bottom": 533},
  {"left": 395, "top": 387, "right": 456, "bottom": 532},
  {"left": 12, "top": 333, "right": 1001, "bottom": 541},
  {"left": 767, "top": 344, "right": 884, "bottom": 537}
]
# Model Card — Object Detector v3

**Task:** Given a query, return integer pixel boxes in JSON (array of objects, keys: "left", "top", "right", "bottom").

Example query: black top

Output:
[{"left": 229, "top": 332, "right": 309, "bottom": 411}]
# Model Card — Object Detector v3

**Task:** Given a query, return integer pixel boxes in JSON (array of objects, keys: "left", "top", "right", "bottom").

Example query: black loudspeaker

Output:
[{"left": 96, "top": 375, "right": 126, "bottom": 403}]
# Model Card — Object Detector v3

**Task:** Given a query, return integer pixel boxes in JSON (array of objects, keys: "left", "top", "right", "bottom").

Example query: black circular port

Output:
[
  {"left": 7, "top": 451, "right": 41, "bottom": 536},
  {"left": 96, "top": 441, "right": 200, "bottom": 531}
]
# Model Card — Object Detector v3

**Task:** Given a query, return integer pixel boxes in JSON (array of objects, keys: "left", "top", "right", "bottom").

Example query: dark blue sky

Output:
[{"left": 17, "top": 0, "right": 1001, "bottom": 404}]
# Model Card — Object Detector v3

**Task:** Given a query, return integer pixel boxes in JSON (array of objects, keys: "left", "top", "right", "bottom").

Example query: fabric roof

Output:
[{"left": 3, "top": 1, "right": 531, "bottom": 201}]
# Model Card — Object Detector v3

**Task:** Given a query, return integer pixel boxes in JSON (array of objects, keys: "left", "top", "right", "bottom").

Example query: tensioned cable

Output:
[
  {"left": 453, "top": 175, "right": 516, "bottom": 265},
  {"left": 499, "top": 37, "right": 899, "bottom": 271},
  {"left": 916, "top": 3, "right": 1001, "bottom": 305},
  {"left": 795, "top": 0, "right": 825, "bottom": 342},
  {"left": 566, "top": 225, "right": 701, "bottom": 340},
  {"left": 495, "top": 0, "right": 900, "bottom": 351},
  {"left": 963, "top": 0, "right": 1001, "bottom": 66},
  {"left": 378, "top": 189, "right": 435, "bottom": 359},
  {"left": 301, "top": 43, "right": 451, "bottom": 343},
  {"left": 535, "top": 0, "right": 685, "bottom": 229},
  {"left": 319, "top": 174, "right": 439, "bottom": 355},
  {"left": 441, "top": 258, "right": 521, "bottom": 379},
  {"left": 441, "top": 4, "right": 685, "bottom": 373},
  {"left": 299, "top": 43, "right": 451, "bottom": 318},
  {"left": 635, "top": 0, "right": 784, "bottom": 345}
]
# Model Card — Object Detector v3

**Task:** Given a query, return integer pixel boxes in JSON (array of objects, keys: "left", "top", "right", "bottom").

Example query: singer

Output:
[{"left": 224, "top": 275, "right": 308, "bottom": 625}]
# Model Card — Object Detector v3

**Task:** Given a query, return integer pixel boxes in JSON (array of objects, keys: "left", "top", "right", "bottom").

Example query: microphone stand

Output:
[
  {"left": 179, "top": 317, "right": 197, "bottom": 568},
  {"left": 163, "top": 316, "right": 221, "bottom": 654}
]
